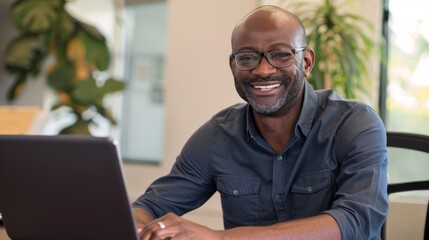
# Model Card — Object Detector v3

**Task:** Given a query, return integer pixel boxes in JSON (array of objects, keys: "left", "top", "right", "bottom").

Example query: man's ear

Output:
[
  {"left": 229, "top": 55, "right": 235, "bottom": 73},
  {"left": 303, "top": 48, "right": 315, "bottom": 77}
]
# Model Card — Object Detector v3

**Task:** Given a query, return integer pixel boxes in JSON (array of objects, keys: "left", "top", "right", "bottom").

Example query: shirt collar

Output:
[
  {"left": 297, "top": 81, "right": 318, "bottom": 137},
  {"left": 245, "top": 81, "right": 318, "bottom": 140}
]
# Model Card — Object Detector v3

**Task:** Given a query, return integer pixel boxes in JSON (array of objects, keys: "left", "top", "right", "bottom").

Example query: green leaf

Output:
[
  {"left": 71, "top": 77, "right": 100, "bottom": 105},
  {"left": 4, "top": 35, "right": 45, "bottom": 71},
  {"left": 51, "top": 12, "right": 76, "bottom": 43},
  {"left": 95, "top": 105, "right": 117, "bottom": 125},
  {"left": 12, "top": 0, "right": 63, "bottom": 33},
  {"left": 79, "top": 22, "right": 106, "bottom": 42},
  {"left": 59, "top": 118, "right": 91, "bottom": 135},
  {"left": 47, "top": 60, "right": 75, "bottom": 90},
  {"left": 75, "top": 29, "right": 110, "bottom": 70},
  {"left": 101, "top": 78, "right": 125, "bottom": 94}
]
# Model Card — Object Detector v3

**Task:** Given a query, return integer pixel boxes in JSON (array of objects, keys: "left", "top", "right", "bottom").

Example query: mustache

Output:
[{"left": 243, "top": 75, "right": 290, "bottom": 85}]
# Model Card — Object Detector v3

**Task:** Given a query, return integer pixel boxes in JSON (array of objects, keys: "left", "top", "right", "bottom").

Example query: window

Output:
[
  {"left": 119, "top": 0, "right": 167, "bottom": 163},
  {"left": 385, "top": 0, "right": 429, "bottom": 135},
  {"left": 383, "top": 0, "right": 429, "bottom": 183}
]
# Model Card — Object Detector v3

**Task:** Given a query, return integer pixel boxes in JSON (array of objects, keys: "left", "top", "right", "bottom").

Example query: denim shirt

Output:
[{"left": 133, "top": 82, "right": 389, "bottom": 240}]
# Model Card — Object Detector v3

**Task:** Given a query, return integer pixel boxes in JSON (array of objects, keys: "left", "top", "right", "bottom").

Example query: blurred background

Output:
[{"left": 0, "top": 0, "right": 428, "bottom": 234}]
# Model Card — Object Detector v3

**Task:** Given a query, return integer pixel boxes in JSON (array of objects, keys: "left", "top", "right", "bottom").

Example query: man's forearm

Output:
[
  {"left": 132, "top": 207, "right": 341, "bottom": 240},
  {"left": 220, "top": 214, "right": 341, "bottom": 240},
  {"left": 133, "top": 207, "right": 155, "bottom": 225}
]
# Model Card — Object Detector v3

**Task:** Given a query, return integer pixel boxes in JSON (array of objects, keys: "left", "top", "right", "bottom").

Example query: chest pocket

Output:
[
  {"left": 216, "top": 176, "right": 260, "bottom": 228},
  {"left": 292, "top": 171, "right": 330, "bottom": 194},
  {"left": 291, "top": 170, "right": 334, "bottom": 218}
]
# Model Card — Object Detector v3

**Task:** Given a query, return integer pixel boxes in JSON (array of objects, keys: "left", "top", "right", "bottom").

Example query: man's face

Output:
[{"left": 230, "top": 12, "right": 307, "bottom": 115}]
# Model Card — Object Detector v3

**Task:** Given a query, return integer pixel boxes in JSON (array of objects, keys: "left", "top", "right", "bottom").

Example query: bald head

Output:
[{"left": 231, "top": 5, "right": 306, "bottom": 52}]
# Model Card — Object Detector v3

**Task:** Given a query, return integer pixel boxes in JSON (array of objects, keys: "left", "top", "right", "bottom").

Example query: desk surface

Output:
[
  {"left": 387, "top": 191, "right": 429, "bottom": 240},
  {"left": 0, "top": 226, "right": 10, "bottom": 240}
]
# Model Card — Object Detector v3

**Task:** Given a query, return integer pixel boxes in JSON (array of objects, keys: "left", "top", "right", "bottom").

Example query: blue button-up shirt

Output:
[{"left": 133, "top": 82, "right": 389, "bottom": 240}]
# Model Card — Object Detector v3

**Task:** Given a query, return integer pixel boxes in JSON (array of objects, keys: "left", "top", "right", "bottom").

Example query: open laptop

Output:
[{"left": 0, "top": 135, "right": 138, "bottom": 240}]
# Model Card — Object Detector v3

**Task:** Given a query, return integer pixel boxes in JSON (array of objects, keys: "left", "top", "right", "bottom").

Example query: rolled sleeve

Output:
[{"left": 324, "top": 105, "right": 389, "bottom": 239}]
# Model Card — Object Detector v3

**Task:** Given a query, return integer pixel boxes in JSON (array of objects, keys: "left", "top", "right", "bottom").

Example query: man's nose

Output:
[{"left": 251, "top": 56, "right": 277, "bottom": 77}]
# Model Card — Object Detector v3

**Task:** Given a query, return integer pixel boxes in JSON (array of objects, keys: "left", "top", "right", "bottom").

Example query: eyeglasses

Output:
[{"left": 230, "top": 47, "right": 307, "bottom": 71}]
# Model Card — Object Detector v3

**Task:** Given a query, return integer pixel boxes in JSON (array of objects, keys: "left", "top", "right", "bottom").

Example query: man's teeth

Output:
[{"left": 253, "top": 84, "right": 281, "bottom": 90}]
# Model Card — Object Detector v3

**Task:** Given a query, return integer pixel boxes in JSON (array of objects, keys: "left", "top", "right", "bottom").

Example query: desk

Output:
[
  {"left": 386, "top": 191, "right": 429, "bottom": 240},
  {"left": 0, "top": 226, "right": 10, "bottom": 240},
  {"left": 0, "top": 106, "right": 43, "bottom": 134}
]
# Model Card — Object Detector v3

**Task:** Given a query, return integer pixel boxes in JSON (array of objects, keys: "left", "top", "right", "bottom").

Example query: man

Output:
[{"left": 133, "top": 5, "right": 388, "bottom": 240}]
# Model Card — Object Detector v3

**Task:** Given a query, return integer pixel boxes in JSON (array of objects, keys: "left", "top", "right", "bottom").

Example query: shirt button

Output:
[
  {"left": 275, "top": 194, "right": 281, "bottom": 200},
  {"left": 233, "top": 189, "right": 239, "bottom": 195},
  {"left": 276, "top": 155, "right": 283, "bottom": 161},
  {"left": 307, "top": 186, "right": 313, "bottom": 192}
]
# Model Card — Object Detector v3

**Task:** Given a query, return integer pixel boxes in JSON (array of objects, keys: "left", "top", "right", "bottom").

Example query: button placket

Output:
[{"left": 272, "top": 153, "right": 287, "bottom": 219}]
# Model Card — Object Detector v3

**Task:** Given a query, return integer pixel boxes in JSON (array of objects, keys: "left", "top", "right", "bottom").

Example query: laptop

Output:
[{"left": 0, "top": 135, "right": 138, "bottom": 240}]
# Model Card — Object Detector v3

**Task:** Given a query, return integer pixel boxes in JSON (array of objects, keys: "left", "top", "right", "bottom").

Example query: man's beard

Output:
[
  {"left": 248, "top": 93, "right": 288, "bottom": 114},
  {"left": 234, "top": 75, "right": 290, "bottom": 115}
]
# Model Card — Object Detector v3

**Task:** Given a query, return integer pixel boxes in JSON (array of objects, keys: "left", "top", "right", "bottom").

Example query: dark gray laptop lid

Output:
[{"left": 0, "top": 135, "right": 138, "bottom": 240}]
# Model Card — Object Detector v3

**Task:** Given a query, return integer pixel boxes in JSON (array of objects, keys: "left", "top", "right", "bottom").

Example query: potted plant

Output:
[
  {"left": 277, "top": 0, "right": 382, "bottom": 100},
  {"left": 3, "top": 0, "right": 124, "bottom": 135}
]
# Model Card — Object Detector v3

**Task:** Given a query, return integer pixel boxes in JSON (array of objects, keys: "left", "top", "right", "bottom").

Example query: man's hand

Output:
[
  {"left": 138, "top": 212, "right": 222, "bottom": 240},
  {"left": 133, "top": 207, "right": 341, "bottom": 240}
]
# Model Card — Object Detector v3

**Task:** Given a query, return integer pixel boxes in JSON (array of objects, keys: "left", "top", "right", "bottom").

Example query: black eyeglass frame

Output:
[{"left": 230, "top": 46, "right": 307, "bottom": 71}]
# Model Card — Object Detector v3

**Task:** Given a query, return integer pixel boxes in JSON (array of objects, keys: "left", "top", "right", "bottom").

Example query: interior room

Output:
[{"left": 0, "top": 0, "right": 428, "bottom": 239}]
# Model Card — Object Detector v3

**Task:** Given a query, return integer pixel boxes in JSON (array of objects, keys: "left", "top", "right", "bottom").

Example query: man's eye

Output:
[
  {"left": 271, "top": 51, "right": 292, "bottom": 59},
  {"left": 238, "top": 54, "right": 258, "bottom": 62}
]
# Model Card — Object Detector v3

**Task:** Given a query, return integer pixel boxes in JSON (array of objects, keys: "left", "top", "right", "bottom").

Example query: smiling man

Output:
[{"left": 133, "top": 5, "right": 388, "bottom": 240}]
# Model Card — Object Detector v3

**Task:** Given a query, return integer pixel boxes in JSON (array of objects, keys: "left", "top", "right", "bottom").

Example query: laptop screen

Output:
[{"left": 0, "top": 135, "right": 138, "bottom": 240}]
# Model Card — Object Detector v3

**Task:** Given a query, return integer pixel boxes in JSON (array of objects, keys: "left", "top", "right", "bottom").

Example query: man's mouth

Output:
[{"left": 252, "top": 83, "right": 281, "bottom": 91}]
